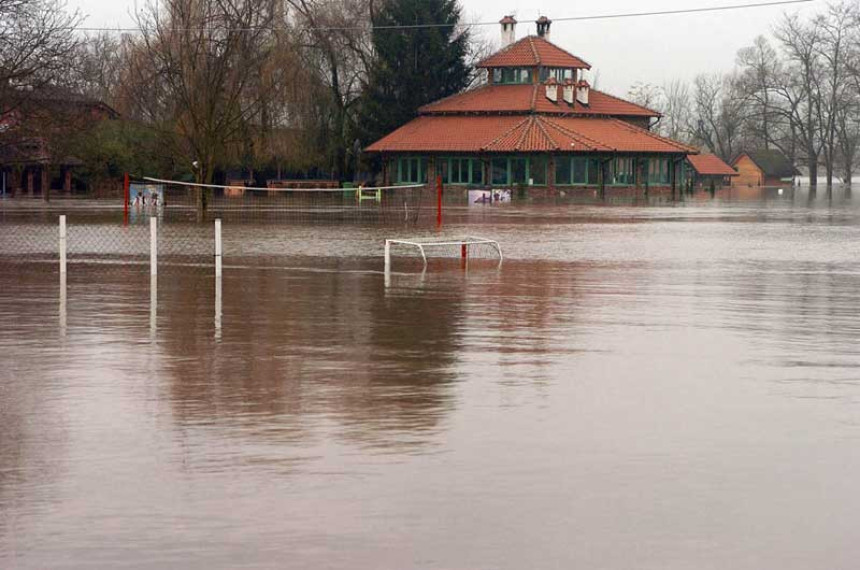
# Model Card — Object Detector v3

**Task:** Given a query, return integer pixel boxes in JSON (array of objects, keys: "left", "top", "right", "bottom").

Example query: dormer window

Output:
[{"left": 492, "top": 68, "right": 533, "bottom": 85}]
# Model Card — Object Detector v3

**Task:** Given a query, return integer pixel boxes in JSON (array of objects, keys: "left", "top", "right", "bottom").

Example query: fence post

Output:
[
  {"left": 215, "top": 218, "right": 222, "bottom": 277},
  {"left": 436, "top": 175, "right": 443, "bottom": 227},
  {"left": 123, "top": 173, "right": 130, "bottom": 225},
  {"left": 150, "top": 216, "right": 157, "bottom": 276},
  {"left": 59, "top": 215, "right": 67, "bottom": 274}
]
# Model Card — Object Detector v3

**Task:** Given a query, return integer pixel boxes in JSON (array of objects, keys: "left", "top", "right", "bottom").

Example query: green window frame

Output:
[
  {"left": 489, "top": 157, "right": 547, "bottom": 186},
  {"left": 396, "top": 157, "right": 426, "bottom": 184},
  {"left": 441, "top": 158, "right": 484, "bottom": 185},
  {"left": 612, "top": 157, "right": 635, "bottom": 185},
  {"left": 647, "top": 158, "right": 670, "bottom": 185},
  {"left": 554, "top": 156, "right": 602, "bottom": 186},
  {"left": 493, "top": 68, "right": 533, "bottom": 85}
]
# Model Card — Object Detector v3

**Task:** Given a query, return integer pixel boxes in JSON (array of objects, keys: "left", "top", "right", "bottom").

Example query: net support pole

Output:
[
  {"left": 58, "top": 215, "right": 67, "bottom": 275},
  {"left": 436, "top": 175, "right": 443, "bottom": 227},
  {"left": 215, "top": 218, "right": 222, "bottom": 277},
  {"left": 461, "top": 244, "right": 467, "bottom": 260},
  {"left": 384, "top": 240, "right": 391, "bottom": 274},
  {"left": 123, "top": 173, "right": 130, "bottom": 225},
  {"left": 150, "top": 216, "right": 157, "bottom": 276}
]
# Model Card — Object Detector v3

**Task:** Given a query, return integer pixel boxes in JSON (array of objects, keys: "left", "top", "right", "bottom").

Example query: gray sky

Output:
[{"left": 67, "top": 0, "right": 823, "bottom": 96}]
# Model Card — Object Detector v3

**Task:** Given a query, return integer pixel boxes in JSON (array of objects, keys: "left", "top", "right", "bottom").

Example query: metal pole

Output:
[
  {"left": 215, "top": 218, "right": 222, "bottom": 277},
  {"left": 384, "top": 239, "right": 391, "bottom": 273},
  {"left": 436, "top": 175, "right": 443, "bottom": 227},
  {"left": 59, "top": 215, "right": 67, "bottom": 274},
  {"left": 150, "top": 216, "right": 157, "bottom": 276}
]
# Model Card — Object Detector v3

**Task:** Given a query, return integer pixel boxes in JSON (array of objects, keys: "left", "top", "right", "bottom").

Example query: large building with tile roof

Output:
[{"left": 366, "top": 15, "right": 698, "bottom": 196}]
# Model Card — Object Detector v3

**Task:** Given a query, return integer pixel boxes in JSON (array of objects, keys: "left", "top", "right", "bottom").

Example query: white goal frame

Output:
[{"left": 384, "top": 236, "right": 503, "bottom": 269}]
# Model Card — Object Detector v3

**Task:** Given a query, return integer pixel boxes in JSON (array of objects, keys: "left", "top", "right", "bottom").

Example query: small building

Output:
[
  {"left": 731, "top": 150, "right": 799, "bottom": 188},
  {"left": 366, "top": 16, "right": 696, "bottom": 198},
  {"left": 0, "top": 86, "right": 118, "bottom": 198},
  {"left": 686, "top": 153, "right": 738, "bottom": 190}
]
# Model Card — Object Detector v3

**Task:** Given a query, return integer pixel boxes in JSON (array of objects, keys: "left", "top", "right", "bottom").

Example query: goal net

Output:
[{"left": 384, "top": 236, "right": 503, "bottom": 268}]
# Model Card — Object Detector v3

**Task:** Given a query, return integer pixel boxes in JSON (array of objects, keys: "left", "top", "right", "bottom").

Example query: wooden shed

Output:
[{"left": 731, "top": 150, "right": 799, "bottom": 188}]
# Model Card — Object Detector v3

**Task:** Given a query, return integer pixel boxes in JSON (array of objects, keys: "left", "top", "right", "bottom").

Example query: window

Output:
[
  {"left": 489, "top": 157, "right": 546, "bottom": 186},
  {"left": 540, "top": 68, "right": 575, "bottom": 82},
  {"left": 647, "top": 158, "right": 670, "bottom": 185},
  {"left": 555, "top": 156, "right": 602, "bottom": 185},
  {"left": 491, "top": 158, "right": 508, "bottom": 185},
  {"left": 441, "top": 158, "right": 484, "bottom": 185},
  {"left": 531, "top": 156, "right": 547, "bottom": 185},
  {"left": 497, "top": 68, "right": 533, "bottom": 84},
  {"left": 613, "top": 157, "right": 634, "bottom": 185},
  {"left": 555, "top": 157, "right": 572, "bottom": 185},
  {"left": 397, "top": 157, "right": 425, "bottom": 184}
]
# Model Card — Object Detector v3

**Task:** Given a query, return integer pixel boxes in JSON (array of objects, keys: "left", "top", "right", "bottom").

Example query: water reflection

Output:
[{"left": 2, "top": 195, "right": 860, "bottom": 569}]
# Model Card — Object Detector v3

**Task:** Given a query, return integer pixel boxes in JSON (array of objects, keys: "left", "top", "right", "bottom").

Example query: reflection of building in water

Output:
[{"left": 156, "top": 264, "right": 464, "bottom": 450}]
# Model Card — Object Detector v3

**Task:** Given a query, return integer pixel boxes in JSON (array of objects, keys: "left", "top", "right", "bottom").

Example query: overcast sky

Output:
[{"left": 66, "top": 0, "right": 823, "bottom": 96}]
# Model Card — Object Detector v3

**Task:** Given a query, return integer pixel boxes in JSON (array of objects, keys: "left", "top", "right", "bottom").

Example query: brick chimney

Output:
[
  {"left": 500, "top": 15, "right": 517, "bottom": 47},
  {"left": 576, "top": 79, "right": 590, "bottom": 106},
  {"left": 544, "top": 77, "right": 559, "bottom": 103},
  {"left": 536, "top": 16, "right": 552, "bottom": 41}
]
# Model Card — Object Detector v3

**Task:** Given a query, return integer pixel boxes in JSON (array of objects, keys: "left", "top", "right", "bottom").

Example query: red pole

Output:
[
  {"left": 436, "top": 175, "right": 442, "bottom": 227},
  {"left": 123, "top": 172, "right": 130, "bottom": 225},
  {"left": 461, "top": 244, "right": 467, "bottom": 259}
]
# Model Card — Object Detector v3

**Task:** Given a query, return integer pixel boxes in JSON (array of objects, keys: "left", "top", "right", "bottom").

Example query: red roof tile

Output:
[
  {"left": 477, "top": 36, "right": 591, "bottom": 69},
  {"left": 687, "top": 153, "right": 738, "bottom": 176},
  {"left": 419, "top": 83, "right": 660, "bottom": 117},
  {"left": 365, "top": 115, "right": 695, "bottom": 154}
]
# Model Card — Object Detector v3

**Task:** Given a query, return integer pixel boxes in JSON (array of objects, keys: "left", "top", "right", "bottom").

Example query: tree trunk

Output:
[{"left": 808, "top": 157, "right": 818, "bottom": 194}]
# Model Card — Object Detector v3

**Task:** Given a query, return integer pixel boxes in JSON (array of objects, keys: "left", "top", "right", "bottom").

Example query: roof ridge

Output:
[
  {"left": 607, "top": 117, "right": 697, "bottom": 153},
  {"left": 527, "top": 36, "right": 540, "bottom": 65},
  {"left": 533, "top": 116, "right": 560, "bottom": 150},
  {"left": 513, "top": 116, "right": 535, "bottom": 150},
  {"left": 482, "top": 116, "right": 531, "bottom": 151},
  {"left": 541, "top": 117, "right": 607, "bottom": 151}
]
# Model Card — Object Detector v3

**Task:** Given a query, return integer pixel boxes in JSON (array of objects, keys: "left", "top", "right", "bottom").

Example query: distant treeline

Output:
[{"left": 626, "top": 1, "right": 860, "bottom": 188}]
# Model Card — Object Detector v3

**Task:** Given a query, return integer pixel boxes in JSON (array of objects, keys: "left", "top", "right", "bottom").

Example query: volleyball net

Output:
[{"left": 131, "top": 178, "right": 434, "bottom": 224}]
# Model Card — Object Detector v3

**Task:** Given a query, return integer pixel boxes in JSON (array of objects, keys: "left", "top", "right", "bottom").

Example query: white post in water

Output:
[
  {"left": 150, "top": 273, "right": 157, "bottom": 341},
  {"left": 215, "top": 272, "right": 222, "bottom": 342},
  {"left": 215, "top": 218, "right": 222, "bottom": 277},
  {"left": 58, "top": 215, "right": 67, "bottom": 274},
  {"left": 59, "top": 271, "right": 67, "bottom": 338},
  {"left": 150, "top": 216, "right": 157, "bottom": 276},
  {"left": 384, "top": 240, "right": 391, "bottom": 272},
  {"left": 384, "top": 240, "right": 391, "bottom": 288}
]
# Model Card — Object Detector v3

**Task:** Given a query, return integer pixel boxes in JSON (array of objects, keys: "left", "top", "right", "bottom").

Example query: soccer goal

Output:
[{"left": 384, "top": 236, "right": 503, "bottom": 269}]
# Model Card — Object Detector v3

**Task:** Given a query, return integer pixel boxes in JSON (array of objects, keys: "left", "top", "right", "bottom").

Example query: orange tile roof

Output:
[
  {"left": 365, "top": 115, "right": 696, "bottom": 154},
  {"left": 419, "top": 83, "right": 660, "bottom": 117},
  {"left": 477, "top": 36, "right": 591, "bottom": 69},
  {"left": 687, "top": 153, "right": 737, "bottom": 176}
]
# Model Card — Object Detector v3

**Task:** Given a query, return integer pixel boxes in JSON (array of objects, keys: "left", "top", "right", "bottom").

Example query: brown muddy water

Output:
[{"left": 2, "top": 191, "right": 860, "bottom": 569}]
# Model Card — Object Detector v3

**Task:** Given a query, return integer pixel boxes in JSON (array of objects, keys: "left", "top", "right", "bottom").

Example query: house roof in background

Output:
[
  {"left": 476, "top": 36, "right": 591, "bottom": 69},
  {"left": 365, "top": 115, "right": 696, "bottom": 154},
  {"left": 734, "top": 150, "right": 800, "bottom": 177},
  {"left": 687, "top": 153, "right": 738, "bottom": 176},
  {"left": 419, "top": 83, "right": 660, "bottom": 117}
]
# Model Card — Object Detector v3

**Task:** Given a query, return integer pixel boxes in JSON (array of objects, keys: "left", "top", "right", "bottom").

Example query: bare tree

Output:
[
  {"left": 127, "top": 0, "right": 280, "bottom": 211},
  {"left": 0, "top": 0, "right": 81, "bottom": 113},
  {"left": 689, "top": 73, "right": 744, "bottom": 161}
]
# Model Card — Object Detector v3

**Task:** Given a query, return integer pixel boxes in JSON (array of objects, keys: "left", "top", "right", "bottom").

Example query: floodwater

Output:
[{"left": 2, "top": 189, "right": 860, "bottom": 569}]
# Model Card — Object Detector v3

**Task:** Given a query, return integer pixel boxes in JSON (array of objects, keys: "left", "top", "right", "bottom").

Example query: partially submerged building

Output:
[
  {"left": 687, "top": 153, "right": 738, "bottom": 190},
  {"left": 366, "top": 16, "right": 697, "bottom": 197},
  {"left": 731, "top": 150, "right": 799, "bottom": 187}
]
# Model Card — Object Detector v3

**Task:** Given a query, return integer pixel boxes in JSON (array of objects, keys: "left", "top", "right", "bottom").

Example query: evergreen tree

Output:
[{"left": 357, "top": 0, "right": 470, "bottom": 151}]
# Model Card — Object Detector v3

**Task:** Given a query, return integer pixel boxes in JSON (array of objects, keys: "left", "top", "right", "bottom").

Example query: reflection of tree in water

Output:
[{"left": 157, "top": 262, "right": 462, "bottom": 452}]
